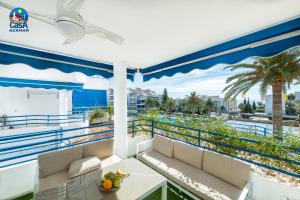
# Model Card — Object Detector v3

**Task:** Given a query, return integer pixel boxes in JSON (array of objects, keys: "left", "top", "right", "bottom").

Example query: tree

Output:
[
  {"left": 145, "top": 98, "right": 160, "bottom": 109},
  {"left": 257, "top": 102, "right": 265, "bottom": 113},
  {"left": 186, "top": 92, "right": 200, "bottom": 116},
  {"left": 223, "top": 48, "right": 300, "bottom": 138},
  {"left": 108, "top": 105, "right": 113, "bottom": 121},
  {"left": 238, "top": 103, "right": 246, "bottom": 112},
  {"left": 161, "top": 88, "right": 169, "bottom": 111},
  {"left": 288, "top": 93, "right": 296, "bottom": 101},
  {"left": 252, "top": 101, "right": 257, "bottom": 112},
  {"left": 244, "top": 98, "right": 252, "bottom": 113},
  {"left": 197, "top": 98, "right": 206, "bottom": 114},
  {"left": 286, "top": 101, "right": 296, "bottom": 115},
  {"left": 166, "top": 98, "right": 176, "bottom": 112},
  {"left": 205, "top": 98, "right": 215, "bottom": 117}
]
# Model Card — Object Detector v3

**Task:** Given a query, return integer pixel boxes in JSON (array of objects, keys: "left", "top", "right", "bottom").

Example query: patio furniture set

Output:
[{"left": 34, "top": 135, "right": 253, "bottom": 200}]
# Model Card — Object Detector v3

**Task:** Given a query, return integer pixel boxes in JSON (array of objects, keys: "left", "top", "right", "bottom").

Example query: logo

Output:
[{"left": 9, "top": 7, "right": 29, "bottom": 32}]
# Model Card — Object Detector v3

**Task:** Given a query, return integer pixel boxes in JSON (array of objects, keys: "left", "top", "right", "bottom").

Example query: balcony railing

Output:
[
  {"left": 130, "top": 119, "right": 300, "bottom": 179},
  {"left": 0, "top": 119, "right": 299, "bottom": 180},
  {"left": 0, "top": 114, "right": 87, "bottom": 129},
  {"left": 0, "top": 123, "right": 113, "bottom": 168}
]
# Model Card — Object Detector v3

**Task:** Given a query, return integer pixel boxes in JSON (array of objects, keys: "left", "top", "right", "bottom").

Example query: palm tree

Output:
[
  {"left": 197, "top": 98, "right": 206, "bottom": 115},
  {"left": 205, "top": 98, "right": 214, "bottom": 117},
  {"left": 166, "top": 98, "right": 176, "bottom": 112},
  {"left": 186, "top": 92, "right": 200, "bottom": 116},
  {"left": 223, "top": 48, "right": 300, "bottom": 138}
]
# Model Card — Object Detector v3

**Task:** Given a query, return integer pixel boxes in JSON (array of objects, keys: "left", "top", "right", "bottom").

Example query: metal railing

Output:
[
  {"left": 131, "top": 119, "right": 300, "bottom": 179},
  {"left": 227, "top": 122, "right": 285, "bottom": 136},
  {"left": 0, "top": 114, "right": 87, "bottom": 129},
  {"left": 0, "top": 123, "right": 113, "bottom": 168},
  {"left": 1, "top": 118, "right": 299, "bottom": 179}
]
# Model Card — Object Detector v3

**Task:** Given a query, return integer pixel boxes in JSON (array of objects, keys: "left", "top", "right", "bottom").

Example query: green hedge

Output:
[{"left": 136, "top": 111, "right": 300, "bottom": 180}]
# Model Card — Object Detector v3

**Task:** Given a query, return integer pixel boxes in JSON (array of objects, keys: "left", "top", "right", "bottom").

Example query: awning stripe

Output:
[
  {"left": 142, "top": 16, "right": 300, "bottom": 81},
  {"left": 143, "top": 35, "right": 300, "bottom": 81},
  {"left": 0, "top": 77, "right": 84, "bottom": 90},
  {"left": 0, "top": 42, "right": 136, "bottom": 80}
]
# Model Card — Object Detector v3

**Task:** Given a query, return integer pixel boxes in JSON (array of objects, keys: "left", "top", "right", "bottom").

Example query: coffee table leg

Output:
[{"left": 162, "top": 181, "right": 167, "bottom": 200}]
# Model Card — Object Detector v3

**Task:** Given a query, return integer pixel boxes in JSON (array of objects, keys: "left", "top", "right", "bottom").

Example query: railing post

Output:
[
  {"left": 132, "top": 120, "right": 135, "bottom": 138},
  {"left": 47, "top": 115, "right": 50, "bottom": 127},
  {"left": 83, "top": 113, "right": 86, "bottom": 123},
  {"left": 197, "top": 129, "right": 201, "bottom": 147},
  {"left": 151, "top": 120, "right": 154, "bottom": 138},
  {"left": 264, "top": 128, "right": 267, "bottom": 136},
  {"left": 25, "top": 116, "right": 28, "bottom": 127}
]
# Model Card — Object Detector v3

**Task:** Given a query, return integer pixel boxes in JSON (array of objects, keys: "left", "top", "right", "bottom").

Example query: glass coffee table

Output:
[{"left": 35, "top": 158, "right": 167, "bottom": 200}]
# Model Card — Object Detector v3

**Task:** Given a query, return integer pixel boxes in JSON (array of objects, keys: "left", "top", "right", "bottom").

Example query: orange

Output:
[{"left": 103, "top": 179, "right": 113, "bottom": 190}]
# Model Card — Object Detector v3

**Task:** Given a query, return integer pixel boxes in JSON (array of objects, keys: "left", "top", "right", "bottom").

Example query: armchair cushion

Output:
[
  {"left": 38, "top": 146, "right": 83, "bottom": 178},
  {"left": 83, "top": 139, "right": 114, "bottom": 159},
  {"left": 68, "top": 156, "right": 101, "bottom": 178}
]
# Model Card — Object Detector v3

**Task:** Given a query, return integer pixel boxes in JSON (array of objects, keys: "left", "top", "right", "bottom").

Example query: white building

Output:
[
  {"left": 108, "top": 88, "right": 158, "bottom": 112},
  {"left": 265, "top": 95, "right": 286, "bottom": 115},
  {"left": 295, "top": 92, "right": 300, "bottom": 101},
  {"left": 208, "top": 96, "right": 238, "bottom": 112}
]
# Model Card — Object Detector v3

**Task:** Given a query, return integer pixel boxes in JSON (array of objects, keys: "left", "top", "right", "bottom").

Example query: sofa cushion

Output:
[
  {"left": 140, "top": 150, "right": 243, "bottom": 200},
  {"left": 153, "top": 134, "right": 174, "bottom": 157},
  {"left": 38, "top": 146, "right": 83, "bottom": 178},
  {"left": 203, "top": 150, "right": 251, "bottom": 189},
  {"left": 38, "top": 170, "right": 69, "bottom": 191},
  {"left": 100, "top": 155, "right": 122, "bottom": 169},
  {"left": 174, "top": 140, "right": 203, "bottom": 169},
  {"left": 83, "top": 139, "right": 114, "bottom": 159},
  {"left": 68, "top": 156, "right": 101, "bottom": 178}
]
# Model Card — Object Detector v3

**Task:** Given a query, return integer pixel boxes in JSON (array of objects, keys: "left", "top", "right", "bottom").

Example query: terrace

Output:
[{"left": 0, "top": 0, "right": 300, "bottom": 200}]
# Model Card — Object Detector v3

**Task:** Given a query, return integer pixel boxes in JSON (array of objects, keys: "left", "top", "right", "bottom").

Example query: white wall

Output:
[
  {"left": 0, "top": 87, "right": 63, "bottom": 116},
  {"left": 265, "top": 95, "right": 286, "bottom": 115},
  {"left": 83, "top": 77, "right": 108, "bottom": 90}
]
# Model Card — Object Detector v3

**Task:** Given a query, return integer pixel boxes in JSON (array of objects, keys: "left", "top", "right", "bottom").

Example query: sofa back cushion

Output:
[
  {"left": 153, "top": 134, "right": 174, "bottom": 157},
  {"left": 38, "top": 145, "right": 83, "bottom": 178},
  {"left": 174, "top": 140, "right": 203, "bottom": 169},
  {"left": 83, "top": 139, "right": 114, "bottom": 159},
  {"left": 203, "top": 150, "right": 251, "bottom": 189}
]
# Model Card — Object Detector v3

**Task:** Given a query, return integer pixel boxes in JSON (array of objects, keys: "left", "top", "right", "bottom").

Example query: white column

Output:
[
  {"left": 58, "top": 90, "right": 68, "bottom": 127},
  {"left": 113, "top": 61, "right": 128, "bottom": 159}
]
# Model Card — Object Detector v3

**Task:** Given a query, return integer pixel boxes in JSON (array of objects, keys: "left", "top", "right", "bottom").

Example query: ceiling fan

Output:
[{"left": 0, "top": 0, "right": 124, "bottom": 45}]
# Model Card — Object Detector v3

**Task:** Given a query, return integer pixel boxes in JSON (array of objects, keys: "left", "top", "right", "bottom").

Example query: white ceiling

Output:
[{"left": 0, "top": 0, "right": 298, "bottom": 69}]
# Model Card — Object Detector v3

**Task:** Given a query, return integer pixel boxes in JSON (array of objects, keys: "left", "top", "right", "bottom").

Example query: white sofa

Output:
[
  {"left": 137, "top": 134, "right": 253, "bottom": 200},
  {"left": 37, "top": 138, "right": 121, "bottom": 191}
]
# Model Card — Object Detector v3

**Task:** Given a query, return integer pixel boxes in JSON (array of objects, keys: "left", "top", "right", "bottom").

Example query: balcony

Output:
[{"left": 0, "top": 116, "right": 299, "bottom": 199}]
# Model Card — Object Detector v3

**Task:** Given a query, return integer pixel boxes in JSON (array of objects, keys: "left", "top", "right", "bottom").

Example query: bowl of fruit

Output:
[{"left": 98, "top": 169, "right": 129, "bottom": 192}]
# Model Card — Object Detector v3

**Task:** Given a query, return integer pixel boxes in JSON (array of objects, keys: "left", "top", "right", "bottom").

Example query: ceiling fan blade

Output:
[
  {"left": 0, "top": 2, "right": 14, "bottom": 10},
  {"left": 28, "top": 12, "right": 56, "bottom": 25},
  {"left": 84, "top": 22, "right": 124, "bottom": 45},
  {"left": 63, "top": 39, "right": 77, "bottom": 45},
  {"left": 57, "top": 0, "right": 68, "bottom": 14},
  {"left": 66, "top": 0, "right": 84, "bottom": 12},
  {"left": 0, "top": 2, "right": 56, "bottom": 25}
]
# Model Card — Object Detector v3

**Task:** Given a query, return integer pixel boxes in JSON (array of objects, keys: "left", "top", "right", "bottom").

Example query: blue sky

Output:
[
  {"left": 125, "top": 59, "right": 300, "bottom": 103},
  {"left": 109, "top": 58, "right": 300, "bottom": 103}
]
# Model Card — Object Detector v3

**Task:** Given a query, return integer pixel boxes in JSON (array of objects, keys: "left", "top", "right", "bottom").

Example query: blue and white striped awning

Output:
[
  {"left": 0, "top": 17, "right": 299, "bottom": 82},
  {"left": 141, "top": 17, "right": 300, "bottom": 81},
  {"left": 0, "top": 43, "right": 136, "bottom": 81},
  {"left": 0, "top": 77, "right": 83, "bottom": 90}
]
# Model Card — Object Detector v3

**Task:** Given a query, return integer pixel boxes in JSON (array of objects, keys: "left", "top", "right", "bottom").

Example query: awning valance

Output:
[
  {"left": 141, "top": 17, "right": 300, "bottom": 81},
  {"left": 0, "top": 77, "right": 84, "bottom": 90},
  {"left": 0, "top": 43, "right": 136, "bottom": 80}
]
